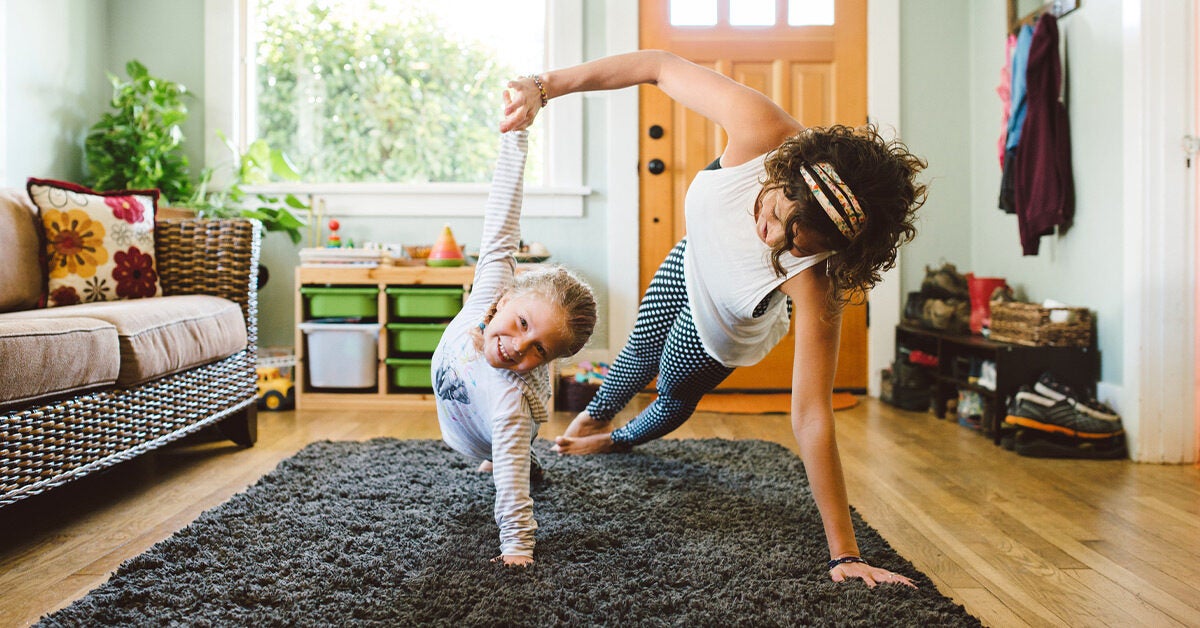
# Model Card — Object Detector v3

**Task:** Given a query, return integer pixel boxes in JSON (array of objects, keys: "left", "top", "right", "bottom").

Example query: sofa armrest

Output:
[{"left": 156, "top": 218, "right": 262, "bottom": 347}]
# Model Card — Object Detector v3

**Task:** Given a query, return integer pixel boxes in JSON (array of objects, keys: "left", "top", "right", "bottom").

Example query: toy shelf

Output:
[
  {"left": 294, "top": 264, "right": 476, "bottom": 411},
  {"left": 294, "top": 263, "right": 554, "bottom": 411}
]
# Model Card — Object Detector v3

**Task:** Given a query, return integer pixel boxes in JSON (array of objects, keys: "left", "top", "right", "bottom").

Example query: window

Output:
[
  {"left": 205, "top": 0, "right": 586, "bottom": 217},
  {"left": 669, "top": 0, "right": 835, "bottom": 27}
]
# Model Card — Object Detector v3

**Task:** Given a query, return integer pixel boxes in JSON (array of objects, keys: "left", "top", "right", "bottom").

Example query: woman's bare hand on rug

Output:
[
  {"left": 831, "top": 563, "right": 917, "bottom": 589},
  {"left": 493, "top": 554, "right": 534, "bottom": 567},
  {"left": 562, "top": 411, "right": 610, "bottom": 438}
]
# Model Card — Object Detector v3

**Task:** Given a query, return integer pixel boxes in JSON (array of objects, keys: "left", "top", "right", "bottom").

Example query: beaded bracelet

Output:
[
  {"left": 528, "top": 74, "right": 549, "bottom": 108},
  {"left": 828, "top": 556, "right": 868, "bottom": 571}
]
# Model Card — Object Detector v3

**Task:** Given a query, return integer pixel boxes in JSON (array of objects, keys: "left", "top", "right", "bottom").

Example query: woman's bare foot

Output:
[
  {"left": 563, "top": 410, "right": 611, "bottom": 438},
  {"left": 553, "top": 432, "right": 620, "bottom": 455},
  {"left": 477, "top": 460, "right": 493, "bottom": 473}
]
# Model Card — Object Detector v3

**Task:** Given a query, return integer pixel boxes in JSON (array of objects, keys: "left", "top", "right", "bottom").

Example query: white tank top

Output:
[{"left": 683, "top": 153, "right": 833, "bottom": 367}]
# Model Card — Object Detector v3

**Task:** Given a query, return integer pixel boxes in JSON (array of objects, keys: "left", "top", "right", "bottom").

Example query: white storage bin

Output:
[{"left": 299, "top": 322, "right": 379, "bottom": 388}]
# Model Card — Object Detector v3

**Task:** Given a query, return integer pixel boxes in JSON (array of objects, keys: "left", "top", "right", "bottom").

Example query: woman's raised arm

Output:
[{"left": 501, "top": 50, "right": 800, "bottom": 164}]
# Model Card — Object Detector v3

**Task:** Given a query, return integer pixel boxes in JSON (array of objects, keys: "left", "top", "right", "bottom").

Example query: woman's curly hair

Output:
[{"left": 762, "top": 124, "right": 928, "bottom": 310}]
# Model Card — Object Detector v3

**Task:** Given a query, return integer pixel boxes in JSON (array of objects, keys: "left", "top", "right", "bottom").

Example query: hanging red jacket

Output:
[{"left": 1012, "top": 14, "right": 1074, "bottom": 256}]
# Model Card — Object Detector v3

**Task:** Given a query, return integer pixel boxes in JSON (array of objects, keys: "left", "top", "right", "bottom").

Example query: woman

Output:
[{"left": 503, "top": 50, "right": 926, "bottom": 587}]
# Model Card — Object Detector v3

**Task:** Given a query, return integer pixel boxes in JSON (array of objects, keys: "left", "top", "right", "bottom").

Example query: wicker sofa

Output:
[{"left": 0, "top": 187, "right": 261, "bottom": 509}]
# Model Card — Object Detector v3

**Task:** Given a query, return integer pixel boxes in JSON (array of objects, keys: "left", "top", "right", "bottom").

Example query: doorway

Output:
[{"left": 638, "top": 0, "right": 868, "bottom": 390}]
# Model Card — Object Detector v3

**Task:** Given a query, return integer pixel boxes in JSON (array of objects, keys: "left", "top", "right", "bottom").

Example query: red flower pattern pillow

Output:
[{"left": 26, "top": 179, "right": 162, "bottom": 308}]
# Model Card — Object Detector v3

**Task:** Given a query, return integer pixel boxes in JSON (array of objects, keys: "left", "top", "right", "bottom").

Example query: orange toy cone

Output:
[{"left": 427, "top": 225, "right": 465, "bottom": 267}]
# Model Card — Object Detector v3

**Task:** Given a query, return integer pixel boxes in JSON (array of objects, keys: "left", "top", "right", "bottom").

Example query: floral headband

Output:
[{"left": 799, "top": 162, "right": 865, "bottom": 240}]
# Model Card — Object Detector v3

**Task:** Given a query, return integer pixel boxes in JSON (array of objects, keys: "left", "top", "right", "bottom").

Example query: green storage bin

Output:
[
  {"left": 387, "top": 358, "right": 433, "bottom": 389},
  {"left": 388, "top": 322, "right": 449, "bottom": 354},
  {"left": 301, "top": 286, "right": 379, "bottom": 319},
  {"left": 386, "top": 287, "right": 463, "bottom": 319}
]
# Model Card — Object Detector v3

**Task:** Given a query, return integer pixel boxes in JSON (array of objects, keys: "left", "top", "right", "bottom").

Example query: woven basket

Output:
[
  {"left": 556, "top": 378, "right": 599, "bottom": 413},
  {"left": 988, "top": 301, "right": 1093, "bottom": 347}
]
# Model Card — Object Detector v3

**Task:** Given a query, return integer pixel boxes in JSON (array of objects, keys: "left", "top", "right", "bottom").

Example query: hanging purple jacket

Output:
[{"left": 1012, "top": 14, "right": 1074, "bottom": 256}]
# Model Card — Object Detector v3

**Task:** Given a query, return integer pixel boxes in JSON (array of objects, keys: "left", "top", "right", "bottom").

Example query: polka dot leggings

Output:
[{"left": 585, "top": 239, "right": 735, "bottom": 446}]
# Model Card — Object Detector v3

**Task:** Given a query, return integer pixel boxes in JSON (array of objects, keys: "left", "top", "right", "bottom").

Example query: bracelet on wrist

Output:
[
  {"left": 528, "top": 74, "right": 548, "bottom": 108},
  {"left": 828, "top": 556, "right": 868, "bottom": 571}
]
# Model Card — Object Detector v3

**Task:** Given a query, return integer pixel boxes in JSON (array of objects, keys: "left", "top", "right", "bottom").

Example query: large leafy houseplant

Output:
[
  {"left": 84, "top": 60, "right": 194, "bottom": 203},
  {"left": 84, "top": 59, "right": 309, "bottom": 243},
  {"left": 188, "top": 133, "right": 310, "bottom": 245}
]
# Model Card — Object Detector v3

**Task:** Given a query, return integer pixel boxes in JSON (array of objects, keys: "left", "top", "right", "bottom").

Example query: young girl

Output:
[
  {"left": 431, "top": 128, "right": 597, "bottom": 567},
  {"left": 501, "top": 51, "right": 927, "bottom": 587}
]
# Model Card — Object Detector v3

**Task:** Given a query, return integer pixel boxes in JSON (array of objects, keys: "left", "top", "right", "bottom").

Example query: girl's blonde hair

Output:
[{"left": 481, "top": 265, "right": 597, "bottom": 357}]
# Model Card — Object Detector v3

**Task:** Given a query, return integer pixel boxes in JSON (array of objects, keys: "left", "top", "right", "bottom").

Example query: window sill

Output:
[{"left": 246, "top": 183, "right": 591, "bottom": 218}]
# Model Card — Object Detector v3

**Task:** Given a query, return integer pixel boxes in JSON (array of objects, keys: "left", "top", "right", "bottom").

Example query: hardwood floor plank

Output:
[{"left": 1061, "top": 568, "right": 1188, "bottom": 627}]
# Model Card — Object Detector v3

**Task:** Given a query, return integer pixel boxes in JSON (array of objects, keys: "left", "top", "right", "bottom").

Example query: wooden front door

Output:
[{"left": 638, "top": 0, "right": 868, "bottom": 391}]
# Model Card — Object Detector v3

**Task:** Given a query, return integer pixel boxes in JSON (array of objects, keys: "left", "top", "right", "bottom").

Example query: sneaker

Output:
[
  {"left": 1034, "top": 373, "right": 1120, "bottom": 422},
  {"left": 1004, "top": 387, "right": 1124, "bottom": 439},
  {"left": 1012, "top": 428, "right": 1127, "bottom": 459}
]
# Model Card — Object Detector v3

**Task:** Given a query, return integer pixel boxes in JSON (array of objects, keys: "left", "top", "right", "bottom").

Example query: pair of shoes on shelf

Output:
[
  {"left": 1004, "top": 386, "right": 1124, "bottom": 439},
  {"left": 1010, "top": 427, "right": 1128, "bottom": 459},
  {"left": 1034, "top": 372, "right": 1119, "bottom": 422}
]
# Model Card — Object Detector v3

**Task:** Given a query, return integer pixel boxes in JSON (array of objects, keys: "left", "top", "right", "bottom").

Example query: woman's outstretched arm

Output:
[
  {"left": 779, "top": 269, "right": 916, "bottom": 588},
  {"left": 501, "top": 50, "right": 801, "bottom": 164}
]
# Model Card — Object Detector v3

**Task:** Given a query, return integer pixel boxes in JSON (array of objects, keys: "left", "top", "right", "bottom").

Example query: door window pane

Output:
[
  {"left": 788, "top": 0, "right": 834, "bottom": 25},
  {"left": 730, "top": 0, "right": 776, "bottom": 26},
  {"left": 670, "top": 0, "right": 717, "bottom": 26}
]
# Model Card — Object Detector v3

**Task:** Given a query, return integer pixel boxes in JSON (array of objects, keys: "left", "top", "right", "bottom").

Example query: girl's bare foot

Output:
[
  {"left": 477, "top": 460, "right": 493, "bottom": 473},
  {"left": 563, "top": 410, "right": 611, "bottom": 438},
  {"left": 553, "top": 432, "right": 619, "bottom": 455}
]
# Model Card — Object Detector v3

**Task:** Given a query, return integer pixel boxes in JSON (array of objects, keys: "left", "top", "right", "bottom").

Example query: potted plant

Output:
[
  {"left": 84, "top": 60, "right": 309, "bottom": 244},
  {"left": 188, "top": 132, "right": 310, "bottom": 245},
  {"left": 84, "top": 60, "right": 194, "bottom": 203}
]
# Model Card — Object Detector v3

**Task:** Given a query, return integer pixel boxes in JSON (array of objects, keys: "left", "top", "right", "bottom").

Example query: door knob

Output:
[{"left": 647, "top": 159, "right": 665, "bottom": 175}]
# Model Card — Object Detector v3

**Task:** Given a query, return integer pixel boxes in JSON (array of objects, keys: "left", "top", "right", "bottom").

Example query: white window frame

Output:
[{"left": 203, "top": 0, "right": 587, "bottom": 217}]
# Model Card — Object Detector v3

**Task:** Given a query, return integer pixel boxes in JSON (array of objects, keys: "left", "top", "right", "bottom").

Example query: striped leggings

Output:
[{"left": 585, "top": 239, "right": 735, "bottom": 446}]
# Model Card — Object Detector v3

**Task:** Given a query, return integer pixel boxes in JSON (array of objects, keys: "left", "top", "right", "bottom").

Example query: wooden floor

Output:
[{"left": 1, "top": 396, "right": 1198, "bottom": 627}]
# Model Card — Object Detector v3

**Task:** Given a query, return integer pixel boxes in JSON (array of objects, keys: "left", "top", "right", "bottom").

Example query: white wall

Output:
[
  {"left": 898, "top": 1, "right": 974, "bottom": 293},
  {"left": 2, "top": 0, "right": 110, "bottom": 186},
  {"left": 106, "top": 0, "right": 207, "bottom": 175}
]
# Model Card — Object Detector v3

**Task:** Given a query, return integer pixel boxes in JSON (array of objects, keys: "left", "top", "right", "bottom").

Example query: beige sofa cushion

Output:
[
  {"left": 0, "top": 188, "right": 45, "bottom": 312},
  {"left": 3, "top": 295, "right": 247, "bottom": 385},
  {"left": 0, "top": 317, "right": 120, "bottom": 409}
]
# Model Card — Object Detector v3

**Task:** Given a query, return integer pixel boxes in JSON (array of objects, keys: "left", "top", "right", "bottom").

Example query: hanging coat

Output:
[
  {"left": 998, "top": 24, "right": 1034, "bottom": 213},
  {"left": 1012, "top": 14, "right": 1074, "bottom": 256}
]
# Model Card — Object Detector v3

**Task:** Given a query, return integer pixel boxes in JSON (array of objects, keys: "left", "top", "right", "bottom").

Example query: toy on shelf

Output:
[
  {"left": 326, "top": 219, "right": 342, "bottom": 248},
  {"left": 427, "top": 224, "right": 465, "bottom": 267}
]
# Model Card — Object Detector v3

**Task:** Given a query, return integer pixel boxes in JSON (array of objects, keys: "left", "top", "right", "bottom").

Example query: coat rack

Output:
[{"left": 1009, "top": 0, "right": 1080, "bottom": 34}]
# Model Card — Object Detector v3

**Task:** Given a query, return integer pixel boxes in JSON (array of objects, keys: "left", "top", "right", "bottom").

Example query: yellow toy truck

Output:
[{"left": 256, "top": 356, "right": 296, "bottom": 411}]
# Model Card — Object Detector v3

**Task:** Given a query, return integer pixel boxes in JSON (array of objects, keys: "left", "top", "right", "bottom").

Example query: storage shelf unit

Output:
[
  {"left": 295, "top": 265, "right": 476, "bottom": 410},
  {"left": 892, "top": 324, "right": 1099, "bottom": 443}
]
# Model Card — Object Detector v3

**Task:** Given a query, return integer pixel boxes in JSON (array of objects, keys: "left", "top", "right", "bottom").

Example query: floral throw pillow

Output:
[{"left": 26, "top": 178, "right": 161, "bottom": 308}]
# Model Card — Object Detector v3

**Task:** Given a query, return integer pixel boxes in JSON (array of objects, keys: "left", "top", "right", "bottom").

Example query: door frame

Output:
[
  {"left": 603, "top": 0, "right": 903, "bottom": 393},
  {"left": 1122, "top": 0, "right": 1198, "bottom": 463}
]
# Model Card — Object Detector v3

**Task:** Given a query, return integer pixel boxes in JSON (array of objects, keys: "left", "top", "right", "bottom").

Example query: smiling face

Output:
[
  {"left": 480, "top": 294, "right": 570, "bottom": 373},
  {"left": 753, "top": 187, "right": 829, "bottom": 258}
]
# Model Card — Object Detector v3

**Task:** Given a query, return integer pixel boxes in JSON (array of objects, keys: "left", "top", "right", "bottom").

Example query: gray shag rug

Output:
[{"left": 41, "top": 438, "right": 980, "bottom": 627}]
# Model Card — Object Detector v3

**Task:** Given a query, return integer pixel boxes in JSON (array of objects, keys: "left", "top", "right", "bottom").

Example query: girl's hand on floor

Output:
[
  {"left": 500, "top": 78, "right": 542, "bottom": 133},
  {"left": 830, "top": 562, "right": 917, "bottom": 588},
  {"left": 493, "top": 554, "right": 534, "bottom": 567}
]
